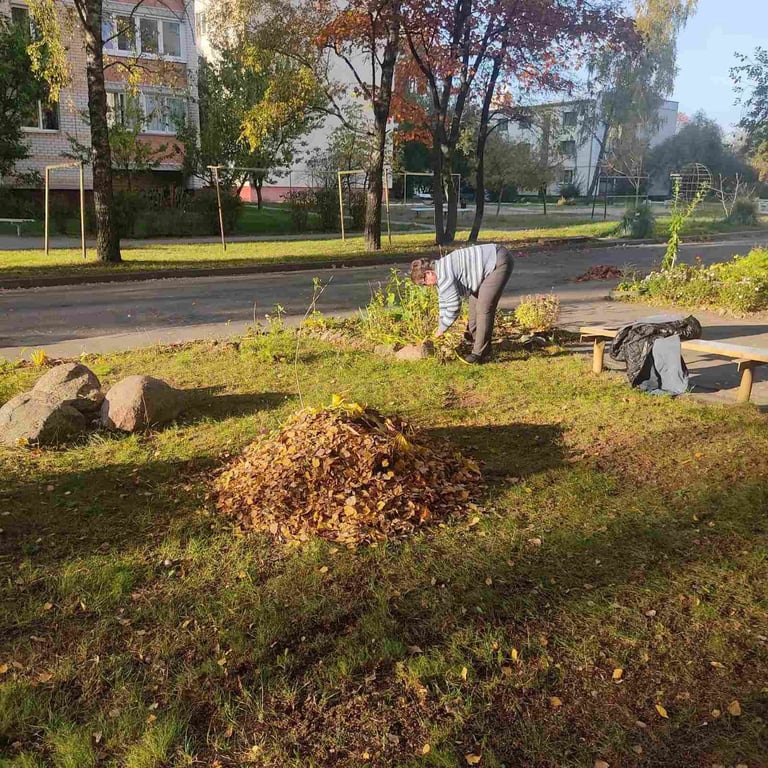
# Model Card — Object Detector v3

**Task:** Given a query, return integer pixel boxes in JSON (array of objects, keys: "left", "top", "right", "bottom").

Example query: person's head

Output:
[{"left": 410, "top": 258, "right": 437, "bottom": 286}]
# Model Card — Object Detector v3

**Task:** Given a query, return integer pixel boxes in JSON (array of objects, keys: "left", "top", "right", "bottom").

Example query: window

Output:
[
  {"left": 116, "top": 15, "right": 135, "bottom": 51},
  {"left": 139, "top": 18, "right": 159, "bottom": 54},
  {"left": 559, "top": 140, "right": 577, "bottom": 157},
  {"left": 12, "top": 6, "right": 59, "bottom": 130},
  {"left": 561, "top": 170, "right": 575, "bottom": 184},
  {"left": 11, "top": 5, "right": 31, "bottom": 30},
  {"left": 104, "top": 15, "right": 183, "bottom": 58},
  {"left": 195, "top": 11, "right": 207, "bottom": 38},
  {"left": 106, "top": 92, "right": 141, "bottom": 128},
  {"left": 162, "top": 20, "right": 181, "bottom": 57},
  {"left": 563, "top": 111, "right": 577, "bottom": 128},
  {"left": 143, "top": 94, "right": 186, "bottom": 133}
]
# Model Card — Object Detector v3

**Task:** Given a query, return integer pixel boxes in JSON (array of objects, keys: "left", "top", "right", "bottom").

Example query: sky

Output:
[{"left": 672, "top": 0, "right": 766, "bottom": 131}]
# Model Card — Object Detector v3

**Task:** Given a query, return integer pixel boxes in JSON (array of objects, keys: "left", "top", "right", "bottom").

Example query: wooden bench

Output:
[
  {"left": 580, "top": 325, "right": 768, "bottom": 404},
  {"left": 0, "top": 218, "right": 35, "bottom": 236}
]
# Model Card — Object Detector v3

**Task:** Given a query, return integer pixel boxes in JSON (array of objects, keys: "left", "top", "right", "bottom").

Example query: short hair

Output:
[{"left": 410, "top": 258, "right": 431, "bottom": 285}]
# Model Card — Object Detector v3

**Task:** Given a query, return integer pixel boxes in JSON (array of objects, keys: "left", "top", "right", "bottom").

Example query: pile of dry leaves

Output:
[
  {"left": 574, "top": 265, "right": 623, "bottom": 282},
  {"left": 214, "top": 396, "right": 482, "bottom": 546}
]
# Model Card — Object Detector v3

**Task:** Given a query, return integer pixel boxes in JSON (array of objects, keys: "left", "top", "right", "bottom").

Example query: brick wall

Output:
[{"left": 2, "top": 0, "right": 199, "bottom": 191}]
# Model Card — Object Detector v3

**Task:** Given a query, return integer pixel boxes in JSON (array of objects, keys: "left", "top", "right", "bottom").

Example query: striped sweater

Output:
[{"left": 435, "top": 244, "right": 498, "bottom": 332}]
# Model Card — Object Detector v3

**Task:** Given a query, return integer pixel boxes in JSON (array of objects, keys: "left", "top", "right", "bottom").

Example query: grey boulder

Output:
[
  {"left": 0, "top": 391, "right": 87, "bottom": 447},
  {"left": 32, "top": 362, "right": 103, "bottom": 414},
  {"left": 394, "top": 342, "right": 434, "bottom": 361},
  {"left": 101, "top": 375, "right": 183, "bottom": 432}
]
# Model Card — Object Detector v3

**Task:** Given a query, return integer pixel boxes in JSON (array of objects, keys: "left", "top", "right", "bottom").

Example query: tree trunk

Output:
[
  {"left": 431, "top": 138, "right": 447, "bottom": 245},
  {"left": 365, "top": 118, "right": 386, "bottom": 251},
  {"left": 81, "top": 0, "right": 121, "bottom": 263},
  {"left": 588, "top": 122, "right": 611, "bottom": 199},
  {"left": 469, "top": 146, "right": 486, "bottom": 241},
  {"left": 255, "top": 177, "right": 263, "bottom": 209},
  {"left": 363, "top": 4, "right": 399, "bottom": 252},
  {"left": 496, "top": 185, "right": 503, "bottom": 217},
  {"left": 541, "top": 186, "right": 547, "bottom": 216},
  {"left": 469, "top": 52, "right": 503, "bottom": 242},
  {"left": 443, "top": 153, "right": 458, "bottom": 243}
]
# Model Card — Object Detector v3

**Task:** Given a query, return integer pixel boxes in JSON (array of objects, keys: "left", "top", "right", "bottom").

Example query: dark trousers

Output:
[{"left": 468, "top": 246, "right": 513, "bottom": 358}]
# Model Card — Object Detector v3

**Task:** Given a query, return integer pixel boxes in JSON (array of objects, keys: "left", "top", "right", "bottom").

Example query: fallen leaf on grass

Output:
[
  {"left": 612, "top": 668, "right": 623, "bottom": 681},
  {"left": 461, "top": 666, "right": 468, "bottom": 681},
  {"left": 595, "top": 761, "right": 610, "bottom": 768},
  {"left": 655, "top": 704, "right": 669, "bottom": 719},
  {"left": 43, "top": 602, "right": 53, "bottom": 611},
  {"left": 465, "top": 755, "right": 481, "bottom": 765},
  {"left": 37, "top": 672, "right": 53, "bottom": 683},
  {"left": 527, "top": 537, "right": 543, "bottom": 547},
  {"left": 728, "top": 700, "right": 742, "bottom": 716},
  {"left": 710, "top": 661, "right": 725, "bottom": 669},
  {"left": 318, "top": 566, "right": 329, "bottom": 574},
  {"left": 362, "top": 751, "right": 371, "bottom": 760},
  {"left": 217, "top": 657, "right": 227, "bottom": 667},
  {"left": 549, "top": 696, "right": 563, "bottom": 709},
  {"left": 421, "top": 744, "right": 431, "bottom": 755},
  {"left": 711, "top": 709, "right": 721, "bottom": 718},
  {"left": 632, "top": 745, "right": 643, "bottom": 755},
  {"left": 0, "top": 663, "right": 8, "bottom": 675},
  {"left": 510, "top": 648, "right": 519, "bottom": 662}
]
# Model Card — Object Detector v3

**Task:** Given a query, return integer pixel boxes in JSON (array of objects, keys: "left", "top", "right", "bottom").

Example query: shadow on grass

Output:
[
  {"left": 180, "top": 387, "right": 296, "bottom": 422},
  {"left": 426, "top": 422, "right": 565, "bottom": 478},
  {"left": 1, "top": 419, "right": 767, "bottom": 766}
]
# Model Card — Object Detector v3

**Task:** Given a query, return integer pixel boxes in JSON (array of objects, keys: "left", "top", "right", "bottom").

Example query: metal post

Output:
[
  {"left": 384, "top": 176, "right": 392, "bottom": 246},
  {"left": 79, "top": 163, "right": 86, "bottom": 260},
  {"left": 338, "top": 171, "right": 345, "bottom": 241},
  {"left": 44, "top": 167, "right": 50, "bottom": 255},
  {"left": 603, "top": 181, "right": 608, "bottom": 221},
  {"left": 403, "top": 171, "right": 407, "bottom": 206},
  {"left": 212, "top": 165, "right": 226, "bottom": 252}
]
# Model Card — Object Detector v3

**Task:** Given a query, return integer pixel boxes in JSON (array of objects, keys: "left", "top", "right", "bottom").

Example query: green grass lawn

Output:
[
  {"left": 1, "top": 335, "right": 766, "bottom": 767},
  {"left": 0, "top": 221, "right": 617, "bottom": 281},
  {"left": 1, "top": 213, "right": 766, "bottom": 283}
]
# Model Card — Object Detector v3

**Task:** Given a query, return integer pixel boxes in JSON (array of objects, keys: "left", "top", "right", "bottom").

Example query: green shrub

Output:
[
  {"left": 619, "top": 203, "right": 656, "bottom": 239},
  {"left": 558, "top": 182, "right": 580, "bottom": 200},
  {"left": 283, "top": 189, "right": 315, "bottom": 232},
  {"left": 188, "top": 188, "right": 242, "bottom": 234},
  {"left": 0, "top": 188, "right": 42, "bottom": 219},
  {"left": 727, "top": 197, "right": 759, "bottom": 226},
  {"left": 348, "top": 189, "right": 366, "bottom": 230},
  {"left": 514, "top": 294, "right": 561, "bottom": 333},
  {"left": 137, "top": 209, "right": 210, "bottom": 237},
  {"left": 314, "top": 187, "right": 340, "bottom": 232},
  {"left": 360, "top": 269, "right": 441, "bottom": 346},
  {"left": 111, "top": 190, "right": 144, "bottom": 237},
  {"left": 616, "top": 248, "right": 768, "bottom": 314}
]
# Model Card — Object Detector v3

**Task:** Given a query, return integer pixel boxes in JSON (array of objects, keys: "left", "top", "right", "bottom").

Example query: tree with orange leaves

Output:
[{"left": 399, "top": 0, "right": 636, "bottom": 244}]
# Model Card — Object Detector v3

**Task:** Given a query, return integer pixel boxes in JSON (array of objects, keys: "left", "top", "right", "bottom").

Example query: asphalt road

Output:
[{"left": 1, "top": 236, "right": 767, "bottom": 365}]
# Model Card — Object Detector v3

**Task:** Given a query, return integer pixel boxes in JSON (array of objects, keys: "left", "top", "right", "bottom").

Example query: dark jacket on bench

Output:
[{"left": 610, "top": 316, "right": 702, "bottom": 388}]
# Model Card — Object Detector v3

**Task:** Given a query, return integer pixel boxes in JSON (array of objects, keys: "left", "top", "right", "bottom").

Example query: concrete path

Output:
[{"left": 2, "top": 237, "right": 767, "bottom": 406}]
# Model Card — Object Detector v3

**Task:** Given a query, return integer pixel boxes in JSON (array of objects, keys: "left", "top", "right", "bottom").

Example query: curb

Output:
[{"left": 1, "top": 230, "right": 765, "bottom": 291}]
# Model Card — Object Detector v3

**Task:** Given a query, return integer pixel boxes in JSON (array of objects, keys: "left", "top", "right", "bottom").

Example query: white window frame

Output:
[
  {"left": 103, "top": 12, "right": 185, "bottom": 62},
  {"left": 139, "top": 92, "right": 187, "bottom": 136}
]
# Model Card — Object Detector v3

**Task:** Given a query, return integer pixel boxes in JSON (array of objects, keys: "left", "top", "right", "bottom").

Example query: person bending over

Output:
[{"left": 410, "top": 243, "right": 512, "bottom": 363}]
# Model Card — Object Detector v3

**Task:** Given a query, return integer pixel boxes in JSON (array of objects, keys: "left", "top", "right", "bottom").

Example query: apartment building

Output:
[
  {"left": 506, "top": 98, "right": 679, "bottom": 197},
  {"left": 1, "top": 0, "right": 200, "bottom": 191}
]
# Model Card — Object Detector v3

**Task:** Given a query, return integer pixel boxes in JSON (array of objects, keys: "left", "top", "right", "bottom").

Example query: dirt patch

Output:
[{"left": 574, "top": 265, "right": 623, "bottom": 282}]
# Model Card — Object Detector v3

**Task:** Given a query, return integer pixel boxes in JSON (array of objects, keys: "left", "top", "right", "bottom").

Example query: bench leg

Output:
[
  {"left": 737, "top": 361, "right": 757, "bottom": 404},
  {"left": 592, "top": 339, "right": 606, "bottom": 374}
]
